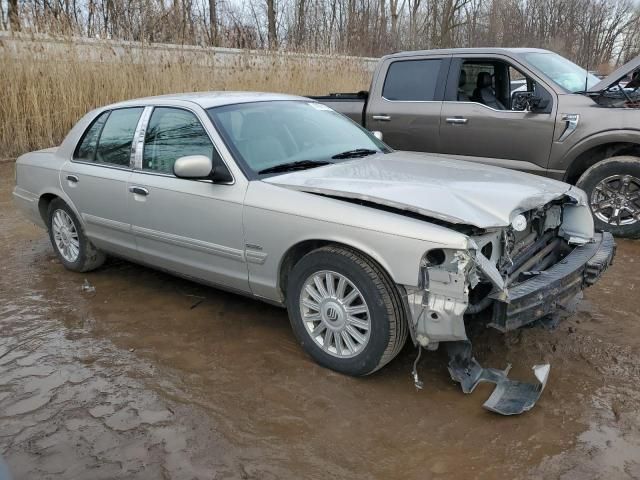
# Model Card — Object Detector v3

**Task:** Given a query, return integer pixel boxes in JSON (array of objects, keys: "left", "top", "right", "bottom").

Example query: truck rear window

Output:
[{"left": 382, "top": 59, "right": 442, "bottom": 101}]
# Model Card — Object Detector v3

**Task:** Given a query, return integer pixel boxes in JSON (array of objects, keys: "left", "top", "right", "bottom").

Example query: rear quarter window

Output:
[{"left": 382, "top": 59, "right": 442, "bottom": 101}]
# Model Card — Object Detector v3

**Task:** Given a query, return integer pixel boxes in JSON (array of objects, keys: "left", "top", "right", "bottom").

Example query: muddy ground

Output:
[{"left": 1, "top": 162, "right": 639, "bottom": 480}]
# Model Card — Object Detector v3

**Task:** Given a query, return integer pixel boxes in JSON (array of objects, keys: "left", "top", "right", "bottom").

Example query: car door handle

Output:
[
  {"left": 445, "top": 117, "right": 469, "bottom": 125},
  {"left": 66, "top": 175, "right": 79, "bottom": 183},
  {"left": 129, "top": 186, "right": 149, "bottom": 196},
  {"left": 372, "top": 114, "right": 391, "bottom": 122}
]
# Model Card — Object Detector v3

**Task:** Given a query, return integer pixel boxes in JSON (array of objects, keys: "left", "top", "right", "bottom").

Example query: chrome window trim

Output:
[
  {"left": 136, "top": 104, "right": 236, "bottom": 186},
  {"left": 381, "top": 97, "right": 442, "bottom": 104},
  {"left": 132, "top": 107, "right": 153, "bottom": 169},
  {"left": 68, "top": 159, "right": 133, "bottom": 172},
  {"left": 441, "top": 100, "right": 551, "bottom": 114},
  {"left": 128, "top": 168, "right": 226, "bottom": 185}
]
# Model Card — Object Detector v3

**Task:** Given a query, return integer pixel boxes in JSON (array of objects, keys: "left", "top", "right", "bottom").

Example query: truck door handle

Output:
[
  {"left": 445, "top": 117, "right": 469, "bottom": 125},
  {"left": 66, "top": 175, "right": 79, "bottom": 183},
  {"left": 372, "top": 114, "right": 391, "bottom": 121},
  {"left": 129, "top": 186, "right": 149, "bottom": 196}
]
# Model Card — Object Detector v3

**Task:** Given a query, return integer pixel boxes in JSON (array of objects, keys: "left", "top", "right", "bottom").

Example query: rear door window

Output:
[
  {"left": 74, "top": 111, "right": 110, "bottom": 162},
  {"left": 382, "top": 59, "right": 442, "bottom": 101},
  {"left": 94, "top": 108, "right": 143, "bottom": 166}
]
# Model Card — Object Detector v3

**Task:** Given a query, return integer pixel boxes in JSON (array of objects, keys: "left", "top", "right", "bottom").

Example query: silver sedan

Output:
[{"left": 14, "top": 93, "right": 614, "bottom": 412}]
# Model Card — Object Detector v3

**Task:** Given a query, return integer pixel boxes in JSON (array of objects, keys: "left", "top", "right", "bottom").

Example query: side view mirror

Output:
[
  {"left": 174, "top": 155, "right": 213, "bottom": 179},
  {"left": 173, "top": 155, "right": 232, "bottom": 183},
  {"left": 371, "top": 130, "right": 383, "bottom": 141},
  {"left": 512, "top": 91, "right": 546, "bottom": 112}
]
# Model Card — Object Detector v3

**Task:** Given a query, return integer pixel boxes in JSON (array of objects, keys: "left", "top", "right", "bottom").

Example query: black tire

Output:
[
  {"left": 47, "top": 198, "right": 106, "bottom": 272},
  {"left": 286, "top": 245, "right": 407, "bottom": 376},
  {"left": 576, "top": 156, "right": 640, "bottom": 239}
]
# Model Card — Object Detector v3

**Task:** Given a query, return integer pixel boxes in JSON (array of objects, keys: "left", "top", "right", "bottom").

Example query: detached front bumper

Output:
[{"left": 490, "top": 232, "right": 616, "bottom": 332}]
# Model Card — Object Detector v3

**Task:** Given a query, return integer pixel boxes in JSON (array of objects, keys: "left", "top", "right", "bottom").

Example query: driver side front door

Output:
[
  {"left": 128, "top": 106, "right": 250, "bottom": 293},
  {"left": 439, "top": 56, "right": 557, "bottom": 176}
]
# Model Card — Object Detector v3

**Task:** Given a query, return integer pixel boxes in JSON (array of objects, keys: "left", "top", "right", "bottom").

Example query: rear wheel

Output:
[
  {"left": 286, "top": 245, "right": 407, "bottom": 376},
  {"left": 47, "top": 198, "right": 106, "bottom": 272},
  {"left": 577, "top": 156, "right": 640, "bottom": 238}
]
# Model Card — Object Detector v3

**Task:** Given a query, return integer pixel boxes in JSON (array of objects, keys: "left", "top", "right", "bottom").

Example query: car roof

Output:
[
  {"left": 104, "top": 91, "right": 309, "bottom": 110},
  {"left": 382, "top": 47, "right": 553, "bottom": 60}
]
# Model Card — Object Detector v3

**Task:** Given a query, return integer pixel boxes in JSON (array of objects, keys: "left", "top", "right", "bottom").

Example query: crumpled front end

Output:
[{"left": 404, "top": 188, "right": 616, "bottom": 414}]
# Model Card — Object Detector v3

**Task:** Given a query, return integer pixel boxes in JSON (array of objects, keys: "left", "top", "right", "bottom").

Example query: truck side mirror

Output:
[
  {"left": 512, "top": 91, "right": 547, "bottom": 112},
  {"left": 371, "top": 131, "right": 383, "bottom": 141}
]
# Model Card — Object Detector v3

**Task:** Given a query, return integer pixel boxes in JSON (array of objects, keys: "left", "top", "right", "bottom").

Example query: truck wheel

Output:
[
  {"left": 577, "top": 156, "right": 640, "bottom": 238},
  {"left": 286, "top": 245, "right": 407, "bottom": 376},
  {"left": 47, "top": 198, "right": 106, "bottom": 272}
]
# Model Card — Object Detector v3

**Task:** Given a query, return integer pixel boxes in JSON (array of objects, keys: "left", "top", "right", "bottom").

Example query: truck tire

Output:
[
  {"left": 47, "top": 198, "right": 106, "bottom": 272},
  {"left": 286, "top": 245, "right": 407, "bottom": 376},
  {"left": 576, "top": 156, "right": 640, "bottom": 238}
]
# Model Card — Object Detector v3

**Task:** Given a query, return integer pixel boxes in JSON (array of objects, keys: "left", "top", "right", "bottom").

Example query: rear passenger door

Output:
[
  {"left": 366, "top": 55, "right": 450, "bottom": 152},
  {"left": 61, "top": 107, "right": 143, "bottom": 259}
]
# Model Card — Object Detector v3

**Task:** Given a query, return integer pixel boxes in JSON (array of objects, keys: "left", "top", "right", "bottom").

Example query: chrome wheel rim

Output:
[
  {"left": 52, "top": 209, "right": 80, "bottom": 262},
  {"left": 591, "top": 174, "right": 640, "bottom": 226},
  {"left": 299, "top": 270, "right": 371, "bottom": 358}
]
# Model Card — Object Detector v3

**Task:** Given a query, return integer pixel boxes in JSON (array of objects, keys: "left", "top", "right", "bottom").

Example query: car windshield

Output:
[
  {"left": 523, "top": 52, "right": 601, "bottom": 93},
  {"left": 207, "top": 100, "right": 388, "bottom": 175}
]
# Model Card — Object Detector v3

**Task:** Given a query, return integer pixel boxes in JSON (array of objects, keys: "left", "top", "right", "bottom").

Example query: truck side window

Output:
[
  {"left": 383, "top": 59, "right": 442, "bottom": 101},
  {"left": 453, "top": 60, "right": 551, "bottom": 112}
]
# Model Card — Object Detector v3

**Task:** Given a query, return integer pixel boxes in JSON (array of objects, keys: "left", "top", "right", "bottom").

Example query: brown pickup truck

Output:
[{"left": 314, "top": 48, "right": 640, "bottom": 237}]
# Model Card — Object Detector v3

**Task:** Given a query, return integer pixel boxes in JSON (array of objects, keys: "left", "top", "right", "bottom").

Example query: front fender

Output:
[
  {"left": 560, "top": 129, "right": 640, "bottom": 178},
  {"left": 243, "top": 181, "right": 471, "bottom": 302}
]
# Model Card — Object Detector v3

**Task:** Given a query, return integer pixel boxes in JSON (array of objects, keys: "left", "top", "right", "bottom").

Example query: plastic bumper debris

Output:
[{"left": 447, "top": 341, "right": 550, "bottom": 416}]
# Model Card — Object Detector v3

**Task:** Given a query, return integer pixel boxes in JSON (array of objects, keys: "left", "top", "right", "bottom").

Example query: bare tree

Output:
[
  {"left": 2, "top": 0, "right": 638, "bottom": 69},
  {"left": 8, "top": 0, "right": 20, "bottom": 30},
  {"left": 266, "top": 0, "right": 278, "bottom": 48}
]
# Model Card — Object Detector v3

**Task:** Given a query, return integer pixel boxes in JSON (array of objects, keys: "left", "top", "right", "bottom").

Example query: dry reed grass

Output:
[{"left": 0, "top": 39, "right": 371, "bottom": 160}]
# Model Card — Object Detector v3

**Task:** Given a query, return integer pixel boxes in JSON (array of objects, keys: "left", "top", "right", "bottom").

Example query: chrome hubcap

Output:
[
  {"left": 591, "top": 174, "right": 640, "bottom": 226},
  {"left": 52, "top": 209, "right": 80, "bottom": 262},
  {"left": 299, "top": 270, "right": 371, "bottom": 358}
]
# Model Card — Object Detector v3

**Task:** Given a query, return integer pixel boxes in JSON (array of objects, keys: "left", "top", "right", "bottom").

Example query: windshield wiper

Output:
[
  {"left": 258, "top": 160, "right": 332, "bottom": 175},
  {"left": 331, "top": 148, "right": 378, "bottom": 160}
]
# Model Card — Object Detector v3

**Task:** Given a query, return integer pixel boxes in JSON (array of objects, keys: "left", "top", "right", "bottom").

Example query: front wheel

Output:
[
  {"left": 47, "top": 198, "right": 106, "bottom": 272},
  {"left": 286, "top": 245, "right": 407, "bottom": 376},
  {"left": 577, "top": 156, "right": 640, "bottom": 238}
]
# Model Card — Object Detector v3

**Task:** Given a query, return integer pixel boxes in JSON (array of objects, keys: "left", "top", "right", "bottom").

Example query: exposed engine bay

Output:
[
  {"left": 403, "top": 194, "right": 616, "bottom": 415},
  {"left": 589, "top": 65, "right": 640, "bottom": 108}
]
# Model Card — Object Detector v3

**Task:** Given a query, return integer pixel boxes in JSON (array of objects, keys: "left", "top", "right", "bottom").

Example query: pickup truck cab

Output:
[{"left": 315, "top": 48, "right": 640, "bottom": 237}]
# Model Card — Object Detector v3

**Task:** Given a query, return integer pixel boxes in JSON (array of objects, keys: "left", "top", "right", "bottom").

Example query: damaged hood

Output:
[
  {"left": 265, "top": 152, "right": 579, "bottom": 228},
  {"left": 588, "top": 55, "right": 640, "bottom": 93}
]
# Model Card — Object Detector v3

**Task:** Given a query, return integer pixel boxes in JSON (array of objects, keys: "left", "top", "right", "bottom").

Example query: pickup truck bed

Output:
[{"left": 309, "top": 92, "right": 367, "bottom": 124}]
